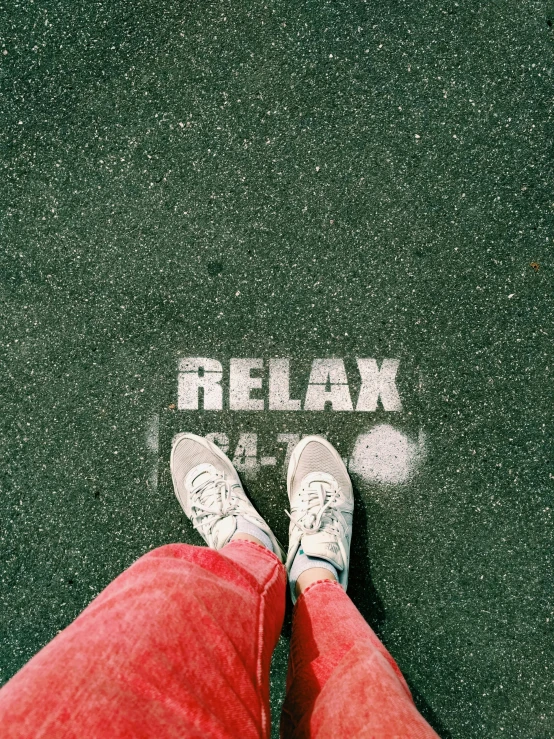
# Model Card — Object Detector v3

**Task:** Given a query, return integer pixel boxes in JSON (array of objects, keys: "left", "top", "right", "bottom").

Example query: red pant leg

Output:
[
  {"left": 281, "top": 580, "right": 439, "bottom": 739},
  {"left": 0, "top": 540, "right": 286, "bottom": 739}
]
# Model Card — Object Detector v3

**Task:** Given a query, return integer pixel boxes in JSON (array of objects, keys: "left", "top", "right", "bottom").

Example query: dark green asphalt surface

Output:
[{"left": 1, "top": 1, "right": 553, "bottom": 736}]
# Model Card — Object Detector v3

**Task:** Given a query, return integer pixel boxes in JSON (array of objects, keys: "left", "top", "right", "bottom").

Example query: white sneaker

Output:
[
  {"left": 171, "top": 433, "right": 283, "bottom": 559},
  {"left": 285, "top": 436, "right": 354, "bottom": 599}
]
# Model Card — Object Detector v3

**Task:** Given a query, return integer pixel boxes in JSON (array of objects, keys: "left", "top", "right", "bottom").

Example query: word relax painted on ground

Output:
[{"left": 177, "top": 358, "right": 402, "bottom": 412}]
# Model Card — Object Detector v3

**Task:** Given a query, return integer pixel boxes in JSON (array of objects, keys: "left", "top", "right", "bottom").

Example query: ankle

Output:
[
  {"left": 232, "top": 532, "right": 267, "bottom": 548},
  {"left": 295, "top": 567, "right": 337, "bottom": 597}
]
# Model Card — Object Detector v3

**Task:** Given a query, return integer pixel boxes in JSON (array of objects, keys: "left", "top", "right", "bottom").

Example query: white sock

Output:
[
  {"left": 234, "top": 516, "right": 274, "bottom": 553},
  {"left": 289, "top": 550, "right": 338, "bottom": 599}
]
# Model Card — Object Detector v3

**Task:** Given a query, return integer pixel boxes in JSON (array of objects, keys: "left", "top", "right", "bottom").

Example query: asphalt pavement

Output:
[{"left": 1, "top": 1, "right": 553, "bottom": 736}]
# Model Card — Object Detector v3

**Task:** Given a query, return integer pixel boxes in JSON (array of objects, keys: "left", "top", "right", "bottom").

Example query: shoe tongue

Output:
[
  {"left": 211, "top": 516, "right": 236, "bottom": 549},
  {"left": 301, "top": 532, "right": 344, "bottom": 571},
  {"left": 304, "top": 471, "right": 336, "bottom": 489},
  {"left": 185, "top": 464, "right": 217, "bottom": 490}
]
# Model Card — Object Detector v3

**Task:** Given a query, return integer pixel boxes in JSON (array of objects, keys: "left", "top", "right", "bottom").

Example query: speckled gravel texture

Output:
[{"left": 1, "top": 1, "right": 553, "bottom": 737}]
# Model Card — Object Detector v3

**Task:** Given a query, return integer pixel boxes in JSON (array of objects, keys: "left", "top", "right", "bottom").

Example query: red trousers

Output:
[{"left": 0, "top": 541, "right": 438, "bottom": 738}]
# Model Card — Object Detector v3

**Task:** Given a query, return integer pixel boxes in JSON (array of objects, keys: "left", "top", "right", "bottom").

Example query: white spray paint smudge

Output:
[
  {"left": 146, "top": 413, "right": 159, "bottom": 491},
  {"left": 349, "top": 424, "right": 426, "bottom": 485}
]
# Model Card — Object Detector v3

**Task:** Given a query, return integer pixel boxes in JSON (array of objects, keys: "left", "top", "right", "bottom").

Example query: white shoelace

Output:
[
  {"left": 286, "top": 479, "right": 343, "bottom": 536},
  {"left": 190, "top": 476, "right": 242, "bottom": 537}
]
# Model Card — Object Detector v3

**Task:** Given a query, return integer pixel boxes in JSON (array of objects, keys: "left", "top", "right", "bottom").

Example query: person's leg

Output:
[
  {"left": 0, "top": 434, "right": 286, "bottom": 739},
  {"left": 281, "top": 436, "right": 438, "bottom": 739},
  {"left": 281, "top": 580, "right": 438, "bottom": 738}
]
